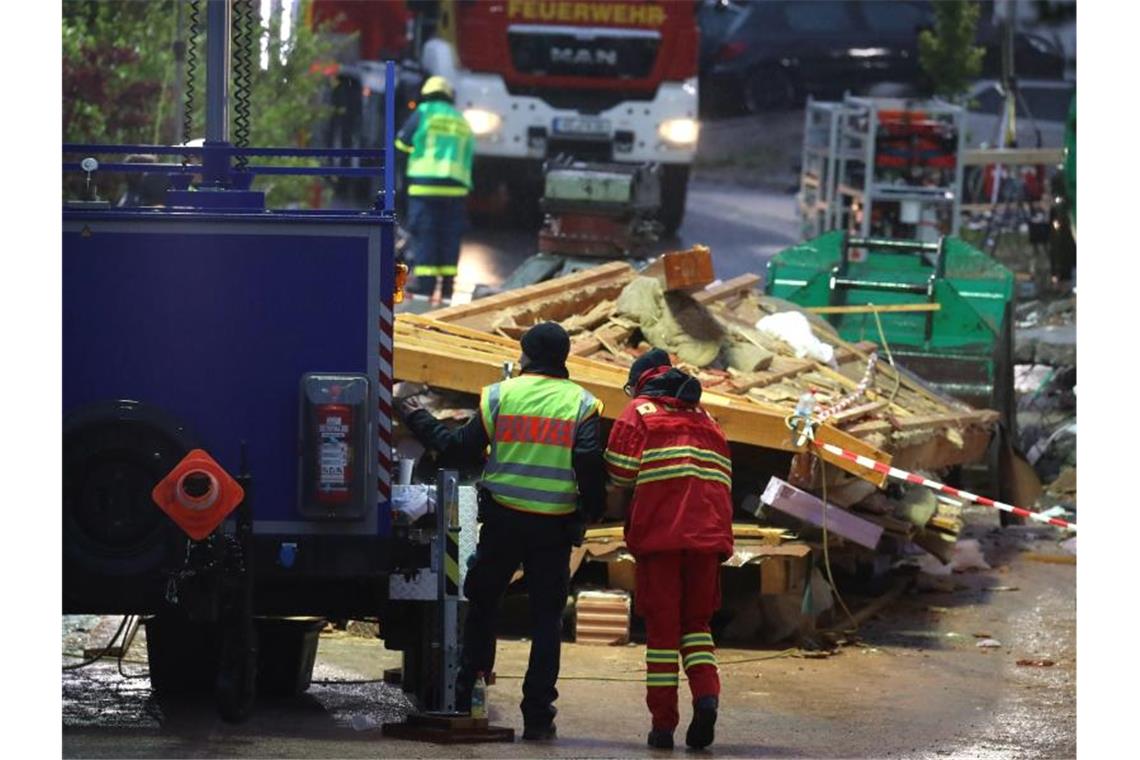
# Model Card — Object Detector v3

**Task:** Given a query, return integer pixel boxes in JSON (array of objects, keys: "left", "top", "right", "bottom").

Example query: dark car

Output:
[{"left": 699, "top": 0, "right": 1066, "bottom": 115}]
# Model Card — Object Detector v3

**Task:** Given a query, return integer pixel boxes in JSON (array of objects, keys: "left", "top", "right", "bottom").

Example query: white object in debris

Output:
[
  {"left": 950, "top": 539, "right": 991, "bottom": 572},
  {"left": 976, "top": 638, "right": 1002, "bottom": 648},
  {"left": 755, "top": 311, "right": 836, "bottom": 365},
  {"left": 392, "top": 484, "right": 433, "bottom": 522}
]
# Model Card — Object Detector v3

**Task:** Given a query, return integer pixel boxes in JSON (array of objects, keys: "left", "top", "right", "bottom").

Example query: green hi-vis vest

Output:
[
  {"left": 479, "top": 374, "right": 601, "bottom": 515},
  {"left": 406, "top": 101, "right": 474, "bottom": 196}
]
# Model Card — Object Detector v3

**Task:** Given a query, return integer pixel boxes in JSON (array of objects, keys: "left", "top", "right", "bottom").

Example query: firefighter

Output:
[
  {"left": 395, "top": 75, "right": 474, "bottom": 305},
  {"left": 603, "top": 349, "right": 734, "bottom": 750},
  {"left": 395, "top": 322, "right": 606, "bottom": 741}
]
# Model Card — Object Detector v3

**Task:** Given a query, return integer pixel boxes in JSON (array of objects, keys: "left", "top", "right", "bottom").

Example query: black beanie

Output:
[
  {"left": 521, "top": 322, "right": 571, "bottom": 368},
  {"left": 627, "top": 348, "right": 671, "bottom": 389}
]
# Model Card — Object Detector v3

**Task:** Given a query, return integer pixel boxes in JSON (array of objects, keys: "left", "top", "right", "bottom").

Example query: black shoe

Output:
[
  {"left": 522, "top": 723, "right": 557, "bottom": 741},
  {"left": 648, "top": 729, "right": 674, "bottom": 749},
  {"left": 686, "top": 695, "right": 718, "bottom": 750}
]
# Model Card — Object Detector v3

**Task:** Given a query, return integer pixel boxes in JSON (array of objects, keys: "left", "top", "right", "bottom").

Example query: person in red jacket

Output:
[{"left": 604, "top": 349, "right": 734, "bottom": 751}]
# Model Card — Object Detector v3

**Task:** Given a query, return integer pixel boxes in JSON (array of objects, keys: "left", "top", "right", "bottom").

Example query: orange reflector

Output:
[
  {"left": 394, "top": 261, "right": 409, "bottom": 304},
  {"left": 152, "top": 449, "right": 245, "bottom": 540}
]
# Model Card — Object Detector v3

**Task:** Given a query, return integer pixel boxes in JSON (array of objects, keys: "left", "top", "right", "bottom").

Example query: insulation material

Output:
[{"left": 615, "top": 276, "right": 723, "bottom": 367}]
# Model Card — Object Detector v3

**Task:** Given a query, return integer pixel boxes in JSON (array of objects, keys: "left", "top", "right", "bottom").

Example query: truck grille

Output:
[{"left": 508, "top": 26, "right": 659, "bottom": 79}]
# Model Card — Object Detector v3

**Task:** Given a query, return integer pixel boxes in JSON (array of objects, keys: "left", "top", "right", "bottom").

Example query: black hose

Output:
[{"left": 62, "top": 615, "right": 131, "bottom": 671}]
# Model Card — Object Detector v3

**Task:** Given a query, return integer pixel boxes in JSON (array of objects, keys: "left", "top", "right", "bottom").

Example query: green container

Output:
[{"left": 765, "top": 232, "right": 1015, "bottom": 425}]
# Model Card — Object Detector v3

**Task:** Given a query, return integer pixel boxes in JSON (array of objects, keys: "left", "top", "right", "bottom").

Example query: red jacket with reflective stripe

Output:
[{"left": 605, "top": 393, "right": 734, "bottom": 557}]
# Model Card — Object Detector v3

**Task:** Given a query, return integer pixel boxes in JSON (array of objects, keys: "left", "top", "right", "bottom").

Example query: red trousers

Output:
[{"left": 635, "top": 551, "right": 722, "bottom": 731}]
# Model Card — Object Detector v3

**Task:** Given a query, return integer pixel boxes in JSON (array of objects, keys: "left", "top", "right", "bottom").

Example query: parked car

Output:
[{"left": 698, "top": 0, "right": 1066, "bottom": 115}]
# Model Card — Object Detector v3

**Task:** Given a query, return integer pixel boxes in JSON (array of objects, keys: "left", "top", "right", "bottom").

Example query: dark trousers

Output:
[
  {"left": 407, "top": 194, "right": 467, "bottom": 299},
  {"left": 457, "top": 497, "right": 578, "bottom": 728}
]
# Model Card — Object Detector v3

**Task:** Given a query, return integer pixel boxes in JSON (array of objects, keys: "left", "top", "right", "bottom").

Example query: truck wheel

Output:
[
  {"left": 658, "top": 165, "right": 690, "bottom": 237},
  {"left": 64, "top": 401, "right": 196, "bottom": 610}
]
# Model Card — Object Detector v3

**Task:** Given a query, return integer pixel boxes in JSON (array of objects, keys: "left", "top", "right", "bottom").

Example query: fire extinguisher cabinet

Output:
[{"left": 298, "top": 373, "right": 371, "bottom": 519}]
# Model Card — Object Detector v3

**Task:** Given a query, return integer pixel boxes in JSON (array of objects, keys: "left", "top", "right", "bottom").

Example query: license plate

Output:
[{"left": 552, "top": 116, "right": 611, "bottom": 137}]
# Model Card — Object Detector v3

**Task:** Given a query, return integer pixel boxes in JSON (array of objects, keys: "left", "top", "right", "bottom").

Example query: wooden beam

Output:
[
  {"left": 426, "top": 261, "right": 635, "bottom": 324},
  {"left": 693, "top": 274, "right": 761, "bottom": 305},
  {"left": 394, "top": 337, "right": 890, "bottom": 484},
  {"left": 805, "top": 303, "right": 941, "bottom": 315}
]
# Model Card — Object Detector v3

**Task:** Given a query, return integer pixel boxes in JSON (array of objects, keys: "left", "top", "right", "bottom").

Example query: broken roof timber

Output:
[{"left": 395, "top": 315, "right": 890, "bottom": 486}]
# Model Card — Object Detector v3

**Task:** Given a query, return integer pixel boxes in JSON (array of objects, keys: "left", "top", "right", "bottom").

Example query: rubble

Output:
[{"left": 394, "top": 260, "right": 1008, "bottom": 642}]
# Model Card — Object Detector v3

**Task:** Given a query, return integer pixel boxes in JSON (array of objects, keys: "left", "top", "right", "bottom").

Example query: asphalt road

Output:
[
  {"left": 449, "top": 179, "right": 802, "bottom": 299},
  {"left": 62, "top": 514, "right": 1076, "bottom": 758}
]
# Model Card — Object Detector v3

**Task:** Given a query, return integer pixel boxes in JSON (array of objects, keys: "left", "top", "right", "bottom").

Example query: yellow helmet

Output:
[{"left": 421, "top": 75, "right": 454, "bottom": 100}]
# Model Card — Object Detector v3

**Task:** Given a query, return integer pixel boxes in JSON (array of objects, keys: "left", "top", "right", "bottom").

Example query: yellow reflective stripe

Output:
[
  {"left": 638, "top": 465, "right": 731, "bottom": 488},
  {"left": 413, "top": 265, "right": 442, "bottom": 276},
  {"left": 395, "top": 138, "right": 414, "bottom": 153},
  {"left": 646, "top": 674, "right": 680, "bottom": 686},
  {"left": 409, "top": 184, "right": 468, "bottom": 197},
  {"left": 681, "top": 632, "right": 714, "bottom": 646},
  {"left": 645, "top": 649, "right": 678, "bottom": 663},
  {"left": 610, "top": 474, "right": 635, "bottom": 487},
  {"left": 437, "top": 265, "right": 458, "bottom": 276},
  {"left": 642, "top": 446, "right": 731, "bottom": 470},
  {"left": 683, "top": 652, "right": 718, "bottom": 669},
  {"left": 604, "top": 449, "right": 641, "bottom": 469}
]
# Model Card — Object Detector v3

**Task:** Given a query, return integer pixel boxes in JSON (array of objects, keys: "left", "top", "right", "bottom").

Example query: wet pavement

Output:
[
  {"left": 450, "top": 180, "right": 801, "bottom": 298},
  {"left": 63, "top": 508, "right": 1075, "bottom": 758}
]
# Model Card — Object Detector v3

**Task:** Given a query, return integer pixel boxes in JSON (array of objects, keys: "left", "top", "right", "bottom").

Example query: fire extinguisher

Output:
[{"left": 315, "top": 402, "right": 353, "bottom": 504}]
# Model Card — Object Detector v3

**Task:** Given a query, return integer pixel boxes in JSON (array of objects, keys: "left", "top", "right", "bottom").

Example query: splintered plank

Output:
[
  {"left": 427, "top": 261, "right": 635, "bottom": 329},
  {"left": 693, "top": 274, "right": 761, "bottom": 305}
]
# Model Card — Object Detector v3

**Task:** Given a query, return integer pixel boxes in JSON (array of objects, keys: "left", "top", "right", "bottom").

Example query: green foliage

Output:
[
  {"left": 63, "top": 0, "right": 340, "bottom": 206},
  {"left": 917, "top": 1, "right": 986, "bottom": 102}
]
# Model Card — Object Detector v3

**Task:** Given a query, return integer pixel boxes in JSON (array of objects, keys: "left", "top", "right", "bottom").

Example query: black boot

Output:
[
  {"left": 648, "top": 729, "right": 674, "bottom": 749},
  {"left": 522, "top": 723, "right": 557, "bottom": 741},
  {"left": 685, "top": 695, "right": 718, "bottom": 750}
]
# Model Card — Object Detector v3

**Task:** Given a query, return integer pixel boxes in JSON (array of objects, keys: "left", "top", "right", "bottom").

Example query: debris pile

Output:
[{"left": 394, "top": 260, "right": 1015, "bottom": 641}]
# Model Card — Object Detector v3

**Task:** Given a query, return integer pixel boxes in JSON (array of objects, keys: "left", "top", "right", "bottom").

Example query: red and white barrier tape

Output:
[{"left": 813, "top": 440, "right": 1076, "bottom": 531}]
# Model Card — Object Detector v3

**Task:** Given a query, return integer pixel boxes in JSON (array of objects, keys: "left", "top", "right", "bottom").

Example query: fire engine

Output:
[{"left": 312, "top": 0, "right": 700, "bottom": 233}]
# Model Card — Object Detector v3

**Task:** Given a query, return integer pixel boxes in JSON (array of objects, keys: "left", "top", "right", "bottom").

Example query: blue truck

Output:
[{"left": 62, "top": 22, "right": 449, "bottom": 717}]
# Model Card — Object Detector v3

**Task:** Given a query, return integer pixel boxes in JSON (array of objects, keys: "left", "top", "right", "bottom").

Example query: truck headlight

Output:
[
  {"left": 658, "top": 118, "right": 700, "bottom": 146},
  {"left": 463, "top": 108, "right": 502, "bottom": 136}
]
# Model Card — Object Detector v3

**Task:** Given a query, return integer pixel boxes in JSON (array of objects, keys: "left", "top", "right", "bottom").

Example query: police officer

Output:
[
  {"left": 396, "top": 322, "right": 606, "bottom": 741},
  {"left": 395, "top": 75, "right": 475, "bottom": 305}
]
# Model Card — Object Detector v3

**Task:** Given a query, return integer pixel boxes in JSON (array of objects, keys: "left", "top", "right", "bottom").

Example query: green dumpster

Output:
[{"left": 764, "top": 232, "right": 1016, "bottom": 430}]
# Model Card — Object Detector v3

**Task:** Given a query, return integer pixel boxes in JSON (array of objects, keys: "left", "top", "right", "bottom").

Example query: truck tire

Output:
[
  {"left": 658, "top": 164, "right": 690, "bottom": 237},
  {"left": 64, "top": 401, "right": 197, "bottom": 611}
]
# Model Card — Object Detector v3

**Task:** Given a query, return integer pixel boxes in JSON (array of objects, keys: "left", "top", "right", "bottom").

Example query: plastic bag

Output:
[{"left": 755, "top": 311, "right": 836, "bottom": 365}]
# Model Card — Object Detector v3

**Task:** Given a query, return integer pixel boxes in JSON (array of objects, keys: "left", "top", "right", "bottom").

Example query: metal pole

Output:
[
  {"left": 173, "top": 0, "right": 186, "bottom": 145},
  {"left": 205, "top": 0, "right": 232, "bottom": 143},
  {"left": 435, "top": 469, "right": 460, "bottom": 713},
  {"left": 385, "top": 61, "right": 396, "bottom": 214}
]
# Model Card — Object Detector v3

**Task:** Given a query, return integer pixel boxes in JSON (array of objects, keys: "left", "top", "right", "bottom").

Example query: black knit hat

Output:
[
  {"left": 520, "top": 322, "right": 571, "bottom": 367},
  {"left": 626, "top": 348, "right": 671, "bottom": 392}
]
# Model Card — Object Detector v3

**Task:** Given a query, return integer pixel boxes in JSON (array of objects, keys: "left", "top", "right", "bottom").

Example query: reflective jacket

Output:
[
  {"left": 395, "top": 100, "right": 474, "bottom": 197},
  {"left": 604, "top": 369, "right": 734, "bottom": 557},
  {"left": 479, "top": 374, "right": 602, "bottom": 515}
]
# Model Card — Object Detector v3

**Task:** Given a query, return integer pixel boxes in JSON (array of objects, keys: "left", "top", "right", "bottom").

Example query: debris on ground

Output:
[
  {"left": 1016, "top": 659, "right": 1056, "bottom": 667},
  {"left": 976, "top": 638, "right": 1003, "bottom": 649}
]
